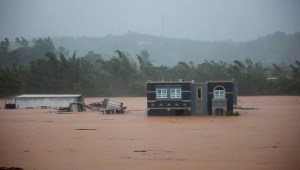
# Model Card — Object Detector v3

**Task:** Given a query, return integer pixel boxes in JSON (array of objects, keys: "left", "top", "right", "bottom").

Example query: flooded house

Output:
[
  {"left": 146, "top": 80, "right": 237, "bottom": 116},
  {"left": 14, "top": 94, "right": 84, "bottom": 109}
]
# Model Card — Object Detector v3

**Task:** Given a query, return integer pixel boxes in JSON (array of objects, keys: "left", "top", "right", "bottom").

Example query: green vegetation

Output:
[
  {"left": 227, "top": 111, "right": 240, "bottom": 116},
  {"left": 0, "top": 36, "right": 300, "bottom": 97}
]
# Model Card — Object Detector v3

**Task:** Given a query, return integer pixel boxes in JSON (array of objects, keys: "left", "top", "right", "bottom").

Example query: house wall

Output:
[
  {"left": 191, "top": 83, "right": 208, "bottom": 115},
  {"left": 207, "top": 82, "right": 235, "bottom": 115},
  {"left": 15, "top": 97, "right": 79, "bottom": 108},
  {"left": 233, "top": 83, "right": 238, "bottom": 106},
  {"left": 147, "top": 82, "right": 192, "bottom": 116},
  {"left": 146, "top": 81, "right": 237, "bottom": 116}
]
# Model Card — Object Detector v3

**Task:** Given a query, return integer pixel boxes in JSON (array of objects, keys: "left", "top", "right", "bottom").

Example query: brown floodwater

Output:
[{"left": 0, "top": 96, "right": 299, "bottom": 170}]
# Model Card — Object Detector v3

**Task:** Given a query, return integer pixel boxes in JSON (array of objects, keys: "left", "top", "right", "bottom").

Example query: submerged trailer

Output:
[{"left": 15, "top": 94, "right": 84, "bottom": 109}]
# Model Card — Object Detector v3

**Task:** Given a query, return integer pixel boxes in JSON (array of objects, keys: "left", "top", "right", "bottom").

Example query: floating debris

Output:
[
  {"left": 57, "top": 102, "right": 86, "bottom": 113},
  {"left": 75, "top": 128, "right": 96, "bottom": 130},
  {"left": 86, "top": 98, "right": 126, "bottom": 114},
  {"left": 0, "top": 167, "right": 24, "bottom": 170}
]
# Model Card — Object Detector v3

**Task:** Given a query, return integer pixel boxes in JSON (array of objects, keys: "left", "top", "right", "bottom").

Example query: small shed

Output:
[{"left": 15, "top": 94, "right": 84, "bottom": 109}]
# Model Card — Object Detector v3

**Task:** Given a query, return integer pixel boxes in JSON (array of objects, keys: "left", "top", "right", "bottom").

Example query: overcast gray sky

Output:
[{"left": 0, "top": 0, "right": 299, "bottom": 41}]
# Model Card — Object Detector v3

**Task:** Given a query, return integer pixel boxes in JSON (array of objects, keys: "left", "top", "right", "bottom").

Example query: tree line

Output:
[{"left": 0, "top": 37, "right": 299, "bottom": 97}]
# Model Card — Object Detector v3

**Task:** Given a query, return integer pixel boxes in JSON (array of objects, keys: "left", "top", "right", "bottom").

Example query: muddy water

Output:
[{"left": 0, "top": 96, "right": 299, "bottom": 170}]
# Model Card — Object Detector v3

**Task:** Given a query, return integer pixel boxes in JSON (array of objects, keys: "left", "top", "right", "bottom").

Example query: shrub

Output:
[{"left": 227, "top": 111, "right": 240, "bottom": 116}]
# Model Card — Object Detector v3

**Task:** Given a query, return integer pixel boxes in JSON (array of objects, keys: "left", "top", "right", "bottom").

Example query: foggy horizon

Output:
[{"left": 0, "top": 0, "right": 300, "bottom": 42}]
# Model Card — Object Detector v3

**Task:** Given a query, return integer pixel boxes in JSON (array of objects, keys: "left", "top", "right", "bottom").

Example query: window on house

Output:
[
  {"left": 171, "top": 88, "right": 181, "bottom": 99},
  {"left": 156, "top": 88, "right": 167, "bottom": 99},
  {"left": 214, "top": 86, "right": 225, "bottom": 98},
  {"left": 197, "top": 88, "right": 202, "bottom": 99}
]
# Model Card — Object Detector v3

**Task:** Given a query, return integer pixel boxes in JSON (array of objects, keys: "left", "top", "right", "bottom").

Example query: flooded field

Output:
[{"left": 0, "top": 96, "right": 300, "bottom": 170}]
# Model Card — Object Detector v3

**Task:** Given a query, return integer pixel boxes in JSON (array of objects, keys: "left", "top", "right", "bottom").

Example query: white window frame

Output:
[
  {"left": 214, "top": 86, "right": 225, "bottom": 99},
  {"left": 170, "top": 88, "right": 181, "bottom": 99},
  {"left": 156, "top": 88, "right": 167, "bottom": 99},
  {"left": 214, "top": 90, "right": 225, "bottom": 98}
]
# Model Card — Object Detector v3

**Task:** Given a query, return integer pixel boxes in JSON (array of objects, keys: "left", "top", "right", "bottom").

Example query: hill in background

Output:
[{"left": 52, "top": 31, "right": 300, "bottom": 66}]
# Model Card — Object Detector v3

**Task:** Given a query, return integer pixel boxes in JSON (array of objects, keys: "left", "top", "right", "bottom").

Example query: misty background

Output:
[{"left": 1, "top": 0, "right": 300, "bottom": 41}]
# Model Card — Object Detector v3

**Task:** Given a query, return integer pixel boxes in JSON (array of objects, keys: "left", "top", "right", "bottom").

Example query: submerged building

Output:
[
  {"left": 15, "top": 94, "right": 84, "bottom": 108},
  {"left": 146, "top": 80, "right": 237, "bottom": 116}
]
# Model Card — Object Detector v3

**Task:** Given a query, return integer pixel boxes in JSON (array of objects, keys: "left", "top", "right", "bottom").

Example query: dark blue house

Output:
[{"left": 146, "top": 80, "right": 237, "bottom": 116}]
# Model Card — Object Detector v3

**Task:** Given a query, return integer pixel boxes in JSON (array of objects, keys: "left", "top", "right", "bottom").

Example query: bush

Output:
[{"left": 227, "top": 111, "right": 240, "bottom": 116}]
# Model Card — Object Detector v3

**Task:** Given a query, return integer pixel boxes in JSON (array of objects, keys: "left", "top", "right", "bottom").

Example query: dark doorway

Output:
[
  {"left": 215, "top": 108, "right": 224, "bottom": 116},
  {"left": 175, "top": 109, "right": 184, "bottom": 116}
]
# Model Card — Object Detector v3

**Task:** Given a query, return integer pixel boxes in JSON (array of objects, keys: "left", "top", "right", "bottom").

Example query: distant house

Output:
[
  {"left": 15, "top": 94, "right": 84, "bottom": 109},
  {"left": 146, "top": 80, "right": 237, "bottom": 116}
]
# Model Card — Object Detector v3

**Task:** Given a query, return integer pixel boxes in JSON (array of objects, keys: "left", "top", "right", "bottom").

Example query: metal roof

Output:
[{"left": 15, "top": 94, "right": 82, "bottom": 98}]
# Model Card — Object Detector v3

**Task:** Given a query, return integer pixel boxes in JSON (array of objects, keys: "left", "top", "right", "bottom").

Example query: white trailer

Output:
[{"left": 15, "top": 94, "right": 83, "bottom": 109}]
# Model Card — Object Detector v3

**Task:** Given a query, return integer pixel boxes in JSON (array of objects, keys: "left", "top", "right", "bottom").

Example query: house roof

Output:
[
  {"left": 147, "top": 80, "right": 235, "bottom": 84},
  {"left": 206, "top": 80, "right": 234, "bottom": 83},
  {"left": 147, "top": 80, "right": 193, "bottom": 83},
  {"left": 15, "top": 94, "right": 82, "bottom": 98}
]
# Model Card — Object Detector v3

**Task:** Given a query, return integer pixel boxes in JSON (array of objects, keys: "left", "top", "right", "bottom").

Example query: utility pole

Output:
[{"left": 162, "top": 14, "right": 165, "bottom": 37}]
